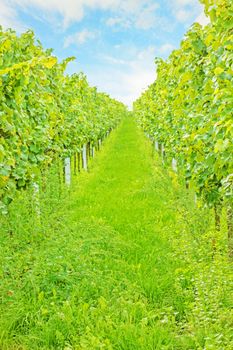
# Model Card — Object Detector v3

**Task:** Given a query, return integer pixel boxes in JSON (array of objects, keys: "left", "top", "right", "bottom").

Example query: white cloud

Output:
[
  {"left": 195, "top": 11, "right": 210, "bottom": 26},
  {"left": 3, "top": 0, "right": 159, "bottom": 30},
  {"left": 14, "top": 0, "right": 85, "bottom": 28},
  {"left": 106, "top": 17, "right": 131, "bottom": 28},
  {"left": 68, "top": 44, "right": 176, "bottom": 108},
  {"left": 106, "top": 17, "right": 123, "bottom": 26},
  {"left": 101, "top": 55, "right": 128, "bottom": 65},
  {"left": 158, "top": 43, "right": 175, "bottom": 55},
  {"left": 175, "top": 0, "right": 196, "bottom": 5},
  {"left": 64, "top": 30, "right": 96, "bottom": 48},
  {"left": 90, "top": 43, "right": 178, "bottom": 107},
  {"left": 168, "top": 0, "right": 210, "bottom": 30},
  {"left": 135, "top": 3, "right": 160, "bottom": 29},
  {"left": 0, "top": 0, "right": 208, "bottom": 32},
  {"left": 85, "top": 45, "right": 157, "bottom": 107},
  {"left": 106, "top": 2, "right": 160, "bottom": 30},
  {"left": 0, "top": 0, "right": 26, "bottom": 31},
  {"left": 176, "top": 9, "right": 193, "bottom": 23},
  {"left": 87, "top": 67, "right": 155, "bottom": 108},
  {"left": 168, "top": 0, "right": 204, "bottom": 24},
  {"left": 107, "top": 0, "right": 205, "bottom": 31}
]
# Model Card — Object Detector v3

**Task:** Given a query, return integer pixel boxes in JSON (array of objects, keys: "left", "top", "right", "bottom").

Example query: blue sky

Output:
[{"left": 1, "top": 0, "right": 209, "bottom": 107}]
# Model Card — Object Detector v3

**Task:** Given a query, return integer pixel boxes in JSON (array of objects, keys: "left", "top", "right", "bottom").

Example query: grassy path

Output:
[{"left": 1, "top": 118, "right": 232, "bottom": 349}]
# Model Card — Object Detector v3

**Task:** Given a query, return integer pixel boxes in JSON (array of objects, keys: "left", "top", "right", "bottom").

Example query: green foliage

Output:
[
  {"left": 0, "top": 118, "right": 232, "bottom": 349},
  {"left": 134, "top": 0, "right": 233, "bottom": 207},
  {"left": 0, "top": 27, "right": 127, "bottom": 211}
]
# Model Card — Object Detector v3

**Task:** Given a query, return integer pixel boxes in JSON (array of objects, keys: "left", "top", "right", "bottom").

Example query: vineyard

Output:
[
  {"left": 134, "top": 0, "right": 233, "bottom": 256},
  {"left": 0, "top": 0, "right": 233, "bottom": 349},
  {"left": 0, "top": 27, "right": 127, "bottom": 212}
]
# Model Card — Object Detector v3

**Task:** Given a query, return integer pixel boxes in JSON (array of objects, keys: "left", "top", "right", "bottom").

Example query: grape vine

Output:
[
  {"left": 0, "top": 27, "right": 127, "bottom": 211},
  {"left": 134, "top": 0, "right": 233, "bottom": 253}
]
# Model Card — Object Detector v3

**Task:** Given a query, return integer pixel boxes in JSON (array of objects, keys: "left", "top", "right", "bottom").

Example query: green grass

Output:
[{"left": 0, "top": 118, "right": 232, "bottom": 349}]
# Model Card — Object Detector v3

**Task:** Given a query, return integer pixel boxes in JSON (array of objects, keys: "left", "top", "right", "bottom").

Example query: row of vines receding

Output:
[
  {"left": 0, "top": 27, "right": 128, "bottom": 213},
  {"left": 133, "top": 0, "right": 233, "bottom": 257}
]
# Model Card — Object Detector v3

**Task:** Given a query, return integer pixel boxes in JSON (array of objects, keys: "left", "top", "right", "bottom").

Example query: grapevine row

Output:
[
  {"left": 0, "top": 27, "right": 127, "bottom": 211},
  {"left": 134, "top": 0, "right": 233, "bottom": 253}
]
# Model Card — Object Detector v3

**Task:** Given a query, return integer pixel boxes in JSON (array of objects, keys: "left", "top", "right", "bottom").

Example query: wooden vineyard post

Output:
[
  {"left": 161, "top": 144, "right": 165, "bottom": 164},
  {"left": 64, "top": 157, "right": 71, "bottom": 185},
  {"left": 154, "top": 141, "right": 159, "bottom": 151},
  {"left": 194, "top": 193, "right": 197, "bottom": 205},
  {"left": 82, "top": 144, "right": 87, "bottom": 171},
  {"left": 172, "top": 158, "right": 177, "bottom": 172}
]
